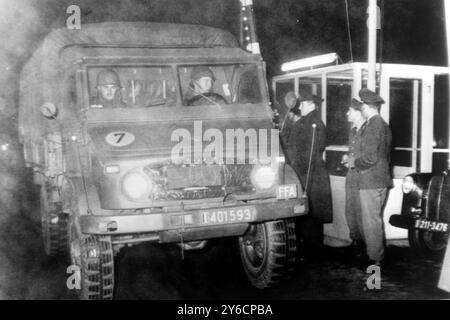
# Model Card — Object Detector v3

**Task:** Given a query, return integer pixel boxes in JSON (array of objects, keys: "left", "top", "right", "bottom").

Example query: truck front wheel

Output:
[
  {"left": 408, "top": 228, "right": 448, "bottom": 260},
  {"left": 238, "top": 219, "right": 296, "bottom": 289},
  {"left": 70, "top": 227, "right": 115, "bottom": 300}
]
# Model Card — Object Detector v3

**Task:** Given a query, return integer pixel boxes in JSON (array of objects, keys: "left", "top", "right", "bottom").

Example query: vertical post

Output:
[
  {"left": 367, "top": 0, "right": 378, "bottom": 91},
  {"left": 239, "top": 0, "right": 261, "bottom": 54},
  {"left": 438, "top": 0, "right": 450, "bottom": 294}
]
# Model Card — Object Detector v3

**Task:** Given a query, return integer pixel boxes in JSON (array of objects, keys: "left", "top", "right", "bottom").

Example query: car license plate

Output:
[
  {"left": 276, "top": 184, "right": 298, "bottom": 199},
  {"left": 201, "top": 206, "right": 256, "bottom": 225},
  {"left": 414, "top": 219, "right": 449, "bottom": 232}
]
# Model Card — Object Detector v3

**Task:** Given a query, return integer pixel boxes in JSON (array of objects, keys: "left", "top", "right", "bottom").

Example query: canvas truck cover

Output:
[{"left": 22, "top": 22, "right": 238, "bottom": 78}]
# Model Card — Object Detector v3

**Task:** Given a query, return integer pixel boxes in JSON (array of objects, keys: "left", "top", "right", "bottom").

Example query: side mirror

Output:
[
  {"left": 40, "top": 102, "right": 58, "bottom": 119},
  {"left": 284, "top": 91, "right": 297, "bottom": 110}
]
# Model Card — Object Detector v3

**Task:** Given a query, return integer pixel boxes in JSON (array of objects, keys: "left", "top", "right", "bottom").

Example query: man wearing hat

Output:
[
  {"left": 289, "top": 92, "right": 332, "bottom": 256},
  {"left": 350, "top": 88, "right": 392, "bottom": 266},
  {"left": 342, "top": 98, "right": 366, "bottom": 255},
  {"left": 91, "top": 69, "right": 125, "bottom": 108}
]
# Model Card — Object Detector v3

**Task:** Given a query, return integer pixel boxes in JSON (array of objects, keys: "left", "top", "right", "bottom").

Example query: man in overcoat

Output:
[{"left": 289, "top": 92, "right": 332, "bottom": 253}]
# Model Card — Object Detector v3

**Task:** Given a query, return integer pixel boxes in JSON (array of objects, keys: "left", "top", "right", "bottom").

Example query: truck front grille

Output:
[{"left": 145, "top": 164, "right": 255, "bottom": 200}]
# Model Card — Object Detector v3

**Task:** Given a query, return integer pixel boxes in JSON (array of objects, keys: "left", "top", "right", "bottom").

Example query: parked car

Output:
[{"left": 390, "top": 170, "right": 450, "bottom": 260}]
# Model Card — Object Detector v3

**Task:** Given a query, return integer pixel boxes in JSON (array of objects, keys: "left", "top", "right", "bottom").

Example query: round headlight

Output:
[
  {"left": 251, "top": 166, "right": 276, "bottom": 189},
  {"left": 402, "top": 176, "right": 415, "bottom": 194},
  {"left": 122, "top": 172, "right": 152, "bottom": 200}
]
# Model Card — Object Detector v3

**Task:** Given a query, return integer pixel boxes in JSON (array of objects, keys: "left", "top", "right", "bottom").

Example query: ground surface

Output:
[{"left": 1, "top": 208, "right": 449, "bottom": 300}]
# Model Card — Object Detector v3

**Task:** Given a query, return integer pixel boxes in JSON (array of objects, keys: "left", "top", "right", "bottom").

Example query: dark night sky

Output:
[{"left": 0, "top": 0, "right": 447, "bottom": 133}]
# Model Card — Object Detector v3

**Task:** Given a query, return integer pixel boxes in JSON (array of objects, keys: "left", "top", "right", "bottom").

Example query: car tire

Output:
[
  {"left": 408, "top": 228, "right": 448, "bottom": 261},
  {"left": 238, "top": 219, "right": 296, "bottom": 289}
]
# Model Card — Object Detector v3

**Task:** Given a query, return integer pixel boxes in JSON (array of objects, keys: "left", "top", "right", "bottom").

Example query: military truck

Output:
[{"left": 18, "top": 22, "right": 307, "bottom": 299}]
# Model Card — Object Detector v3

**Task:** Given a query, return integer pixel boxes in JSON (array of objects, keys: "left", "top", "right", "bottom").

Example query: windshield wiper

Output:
[{"left": 144, "top": 99, "right": 169, "bottom": 107}]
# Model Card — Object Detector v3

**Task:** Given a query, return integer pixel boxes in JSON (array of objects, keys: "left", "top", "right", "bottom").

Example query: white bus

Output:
[{"left": 272, "top": 60, "right": 449, "bottom": 247}]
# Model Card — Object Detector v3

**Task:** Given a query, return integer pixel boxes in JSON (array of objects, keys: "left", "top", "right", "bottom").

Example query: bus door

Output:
[{"left": 379, "top": 71, "right": 426, "bottom": 241}]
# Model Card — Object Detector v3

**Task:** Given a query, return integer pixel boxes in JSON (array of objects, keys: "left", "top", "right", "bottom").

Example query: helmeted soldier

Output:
[
  {"left": 91, "top": 69, "right": 126, "bottom": 108},
  {"left": 186, "top": 66, "right": 227, "bottom": 106}
]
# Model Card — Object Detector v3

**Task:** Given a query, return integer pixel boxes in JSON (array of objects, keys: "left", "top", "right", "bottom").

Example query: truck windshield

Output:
[
  {"left": 179, "top": 64, "right": 263, "bottom": 106},
  {"left": 87, "top": 63, "right": 263, "bottom": 109},
  {"left": 88, "top": 66, "right": 177, "bottom": 108}
]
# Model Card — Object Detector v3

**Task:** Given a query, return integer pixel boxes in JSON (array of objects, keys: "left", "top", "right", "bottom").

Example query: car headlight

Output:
[
  {"left": 251, "top": 166, "right": 276, "bottom": 189},
  {"left": 402, "top": 176, "right": 416, "bottom": 194},
  {"left": 122, "top": 172, "right": 153, "bottom": 200}
]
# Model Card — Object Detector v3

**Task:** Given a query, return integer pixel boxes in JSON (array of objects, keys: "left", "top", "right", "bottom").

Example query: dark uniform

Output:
[
  {"left": 280, "top": 115, "right": 297, "bottom": 166},
  {"left": 346, "top": 125, "right": 364, "bottom": 242},
  {"left": 354, "top": 89, "right": 392, "bottom": 263}
]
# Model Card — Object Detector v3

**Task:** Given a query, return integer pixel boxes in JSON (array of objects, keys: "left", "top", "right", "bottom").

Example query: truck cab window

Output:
[
  {"left": 88, "top": 67, "right": 176, "bottom": 108},
  {"left": 179, "top": 64, "right": 263, "bottom": 106}
]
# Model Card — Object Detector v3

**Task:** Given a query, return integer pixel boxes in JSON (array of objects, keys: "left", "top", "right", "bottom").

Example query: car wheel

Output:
[
  {"left": 408, "top": 228, "right": 449, "bottom": 260},
  {"left": 238, "top": 219, "right": 296, "bottom": 289}
]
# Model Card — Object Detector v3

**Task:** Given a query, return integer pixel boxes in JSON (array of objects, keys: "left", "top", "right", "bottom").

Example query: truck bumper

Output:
[
  {"left": 80, "top": 198, "right": 307, "bottom": 241},
  {"left": 389, "top": 214, "right": 416, "bottom": 229}
]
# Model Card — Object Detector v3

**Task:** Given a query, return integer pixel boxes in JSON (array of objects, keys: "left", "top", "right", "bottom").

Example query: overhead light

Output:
[{"left": 281, "top": 53, "right": 339, "bottom": 72}]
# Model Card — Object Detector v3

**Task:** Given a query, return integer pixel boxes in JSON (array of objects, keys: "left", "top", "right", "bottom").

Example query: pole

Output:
[
  {"left": 304, "top": 124, "right": 317, "bottom": 196},
  {"left": 367, "top": 0, "right": 377, "bottom": 91}
]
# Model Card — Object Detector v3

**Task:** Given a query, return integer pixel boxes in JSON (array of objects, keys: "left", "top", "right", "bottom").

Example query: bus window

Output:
[
  {"left": 432, "top": 75, "right": 449, "bottom": 172},
  {"left": 325, "top": 80, "right": 352, "bottom": 176},
  {"left": 389, "top": 78, "right": 422, "bottom": 175},
  {"left": 298, "top": 79, "right": 322, "bottom": 112},
  {"left": 326, "top": 81, "right": 352, "bottom": 145}
]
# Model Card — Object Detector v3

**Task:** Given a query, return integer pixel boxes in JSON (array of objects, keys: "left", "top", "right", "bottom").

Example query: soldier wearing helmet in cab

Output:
[{"left": 91, "top": 69, "right": 126, "bottom": 108}]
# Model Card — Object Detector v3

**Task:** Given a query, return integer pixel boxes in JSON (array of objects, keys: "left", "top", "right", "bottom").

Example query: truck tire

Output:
[
  {"left": 408, "top": 228, "right": 448, "bottom": 261},
  {"left": 70, "top": 229, "right": 114, "bottom": 300},
  {"left": 40, "top": 185, "right": 69, "bottom": 257},
  {"left": 238, "top": 219, "right": 296, "bottom": 289}
]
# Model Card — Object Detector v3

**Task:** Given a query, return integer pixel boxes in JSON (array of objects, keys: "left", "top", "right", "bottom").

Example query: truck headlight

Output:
[
  {"left": 251, "top": 166, "right": 276, "bottom": 189},
  {"left": 122, "top": 172, "right": 153, "bottom": 200},
  {"left": 402, "top": 176, "right": 416, "bottom": 194}
]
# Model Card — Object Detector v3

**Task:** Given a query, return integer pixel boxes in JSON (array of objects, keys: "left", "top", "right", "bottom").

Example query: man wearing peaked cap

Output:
[
  {"left": 352, "top": 88, "right": 392, "bottom": 267},
  {"left": 342, "top": 98, "right": 365, "bottom": 255},
  {"left": 359, "top": 88, "right": 385, "bottom": 105}
]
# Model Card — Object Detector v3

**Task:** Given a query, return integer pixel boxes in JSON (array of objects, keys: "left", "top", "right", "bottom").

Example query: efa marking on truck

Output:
[{"left": 105, "top": 131, "right": 135, "bottom": 147}]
